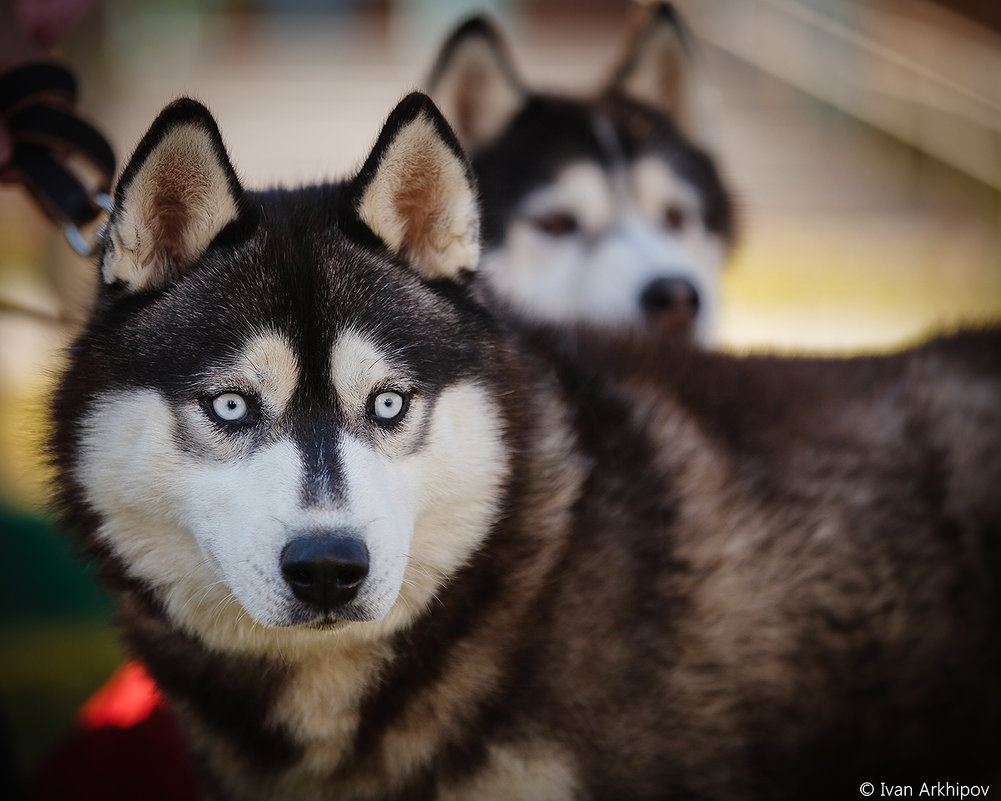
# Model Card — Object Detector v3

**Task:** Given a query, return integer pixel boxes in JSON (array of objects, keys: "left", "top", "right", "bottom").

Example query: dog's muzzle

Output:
[{"left": 280, "top": 532, "right": 369, "bottom": 614}]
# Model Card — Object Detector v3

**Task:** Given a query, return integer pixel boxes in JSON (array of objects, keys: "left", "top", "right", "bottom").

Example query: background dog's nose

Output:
[
  {"left": 640, "top": 276, "right": 700, "bottom": 320},
  {"left": 281, "top": 533, "right": 369, "bottom": 612}
]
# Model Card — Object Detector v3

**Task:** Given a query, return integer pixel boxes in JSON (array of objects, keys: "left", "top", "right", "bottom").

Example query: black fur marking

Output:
[
  {"left": 350, "top": 538, "right": 507, "bottom": 753},
  {"left": 295, "top": 422, "right": 347, "bottom": 505},
  {"left": 123, "top": 595, "right": 300, "bottom": 772}
]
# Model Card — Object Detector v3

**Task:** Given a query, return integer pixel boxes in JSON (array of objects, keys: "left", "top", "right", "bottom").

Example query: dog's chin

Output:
[{"left": 641, "top": 312, "right": 698, "bottom": 343}]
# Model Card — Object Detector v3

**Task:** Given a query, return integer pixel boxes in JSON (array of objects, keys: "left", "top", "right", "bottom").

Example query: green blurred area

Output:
[{"left": 0, "top": 505, "right": 123, "bottom": 788}]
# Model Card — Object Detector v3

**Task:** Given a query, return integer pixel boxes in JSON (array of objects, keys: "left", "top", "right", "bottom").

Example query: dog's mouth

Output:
[
  {"left": 643, "top": 308, "right": 698, "bottom": 341},
  {"left": 288, "top": 601, "right": 378, "bottom": 630},
  {"left": 278, "top": 605, "right": 354, "bottom": 630},
  {"left": 305, "top": 617, "right": 349, "bottom": 631}
]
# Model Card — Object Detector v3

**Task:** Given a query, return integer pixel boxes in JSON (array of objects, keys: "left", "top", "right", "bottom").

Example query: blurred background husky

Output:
[{"left": 428, "top": 5, "right": 735, "bottom": 342}]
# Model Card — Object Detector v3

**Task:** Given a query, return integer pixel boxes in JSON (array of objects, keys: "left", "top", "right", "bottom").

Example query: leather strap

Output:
[
  {"left": 0, "top": 61, "right": 77, "bottom": 113},
  {"left": 1, "top": 61, "right": 116, "bottom": 253}
]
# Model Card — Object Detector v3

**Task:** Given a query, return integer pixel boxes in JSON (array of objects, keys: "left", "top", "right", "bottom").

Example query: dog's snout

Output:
[
  {"left": 281, "top": 533, "right": 369, "bottom": 612},
  {"left": 640, "top": 276, "right": 700, "bottom": 320}
]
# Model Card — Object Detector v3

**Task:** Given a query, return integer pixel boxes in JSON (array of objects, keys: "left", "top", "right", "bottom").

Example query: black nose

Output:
[
  {"left": 280, "top": 533, "right": 369, "bottom": 613},
  {"left": 640, "top": 276, "right": 700, "bottom": 320}
]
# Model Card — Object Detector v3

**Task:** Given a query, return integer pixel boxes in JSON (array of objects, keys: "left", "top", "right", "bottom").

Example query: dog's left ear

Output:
[
  {"left": 606, "top": 3, "right": 694, "bottom": 125},
  {"left": 426, "top": 15, "right": 525, "bottom": 153},
  {"left": 100, "top": 98, "right": 244, "bottom": 292},
  {"left": 348, "top": 92, "right": 479, "bottom": 282}
]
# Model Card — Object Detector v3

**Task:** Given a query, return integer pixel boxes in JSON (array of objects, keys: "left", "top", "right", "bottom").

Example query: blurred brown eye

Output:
[
  {"left": 533, "top": 212, "right": 579, "bottom": 236},
  {"left": 663, "top": 204, "right": 687, "bottom": 232}
]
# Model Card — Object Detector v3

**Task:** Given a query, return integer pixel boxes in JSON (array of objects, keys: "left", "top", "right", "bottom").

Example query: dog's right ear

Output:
[
  {"left": 100, "top": 98, "right": 244, "bottom": 293},
  {"left": 427, "top": 15, "right": 525, "bottom": 153}
]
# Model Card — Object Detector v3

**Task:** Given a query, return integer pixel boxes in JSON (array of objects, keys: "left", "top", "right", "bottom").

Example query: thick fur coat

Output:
[{"left": 52, "top": 93, "right": 1001, "bottom": 801}]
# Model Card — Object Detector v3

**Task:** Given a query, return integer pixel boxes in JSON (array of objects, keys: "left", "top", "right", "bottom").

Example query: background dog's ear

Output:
[
  {"left": 427, "top": 15, "right": 524, "bottom": 153},
  {"left": 349, "top": 92, "right": 479, "bottom": 282},
  {"left": 606, "top": 3, "right": 694, "bottom": 126},
  {"left": 100, "top": 98, "right": 244, "bottom": 292}
]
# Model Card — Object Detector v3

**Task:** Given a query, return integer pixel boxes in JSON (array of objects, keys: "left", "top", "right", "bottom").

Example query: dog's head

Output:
[
  {"left": 428, "top": 4, "right": 735, "bottom": 342},
  {"left": 57, "top": 95, "right": 513, "bottom": 653}
]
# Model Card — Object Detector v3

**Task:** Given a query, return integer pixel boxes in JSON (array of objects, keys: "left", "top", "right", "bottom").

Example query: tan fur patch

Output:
[
  {"left": 439, "top": 742, "right": 579, "bottom": 801},
  {"left": 358, "top": 113, "right": 479, "bottom": 281},
  {"left": 369, "top": 641, "right": 507, "bottom": 788},
  {"left": 195, "top": 329, "right": 300, "bottom": 419},
  {"left": 267, "top": 638, "right": 391, "bottom": 778},
  {"left": 103, "top": 124, "right": 239, "bottom": 290},
  {"left": 330, "top": 329, "right": 405, "bottom": 416},
  {"left": 237, "top": 331, "right": 300, "bottom": 412},
  {"left": 178, "top": 330, "right": 300, "bottom": 464},
  {"left": 328, "top": 328, "right": 429, "bottom": 463}
]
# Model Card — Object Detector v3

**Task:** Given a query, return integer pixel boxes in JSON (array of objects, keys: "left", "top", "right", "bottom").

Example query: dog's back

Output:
[{"left": 523, "top": 326, "right": 1001, "bottom": 796}]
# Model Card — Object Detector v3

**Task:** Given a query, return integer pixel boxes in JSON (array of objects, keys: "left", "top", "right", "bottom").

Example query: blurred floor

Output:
[{"left": 0, "top": 0, "right": 999, "bottom": 787}]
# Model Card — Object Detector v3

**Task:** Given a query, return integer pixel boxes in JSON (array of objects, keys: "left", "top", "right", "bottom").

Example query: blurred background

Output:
[{"left": 1, "top": 0, "right": 999, "bottom": 791}]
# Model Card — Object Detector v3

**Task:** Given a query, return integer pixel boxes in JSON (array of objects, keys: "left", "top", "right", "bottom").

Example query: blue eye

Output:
[
  {"left": 210, "top": 392, "right": 249, "bottom": 422},
  {"left": 372, "top": 391, "right": 406, "bottom": 421}
]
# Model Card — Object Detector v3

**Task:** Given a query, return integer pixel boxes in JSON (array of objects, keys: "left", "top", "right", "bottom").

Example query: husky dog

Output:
[
  {"left": 428, "top": 4, "right": 735, "bottom": 341},
  {"left": 53, "top": 94, "right": 1000, "bottom": 801}
]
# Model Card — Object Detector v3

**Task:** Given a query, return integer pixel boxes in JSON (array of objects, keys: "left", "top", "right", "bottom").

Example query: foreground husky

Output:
[
  {"left": 53, "top": 94, "right": 1001, "bottom": 800},
  {"left": 428, "top": 4, "right": 735, "bottom": 342}
]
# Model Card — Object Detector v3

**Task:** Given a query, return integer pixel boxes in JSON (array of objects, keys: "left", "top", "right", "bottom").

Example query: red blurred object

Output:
[
  {"left": 23, "top": 662, "right": 201, "bottom": 801},
  {"left": 79, "top": 662, "right": 163, "bottom": 730}
]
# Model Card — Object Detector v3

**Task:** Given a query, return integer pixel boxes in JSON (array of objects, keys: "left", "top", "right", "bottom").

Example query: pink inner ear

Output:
[
  {"left": 392, "top": 149, "right": 446, "bottom": 261},
  {"left": 143, "top": 158, "right": 214, "bottom": 267},
  {"left": 654, "top": 51, "right": 684, "bottom": 116},
  {"left": 455, "top": 68, "right": 488, "bottom": 143},
  {"left": 149, "top": 193, "right": 193, "bottom": 265}
]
